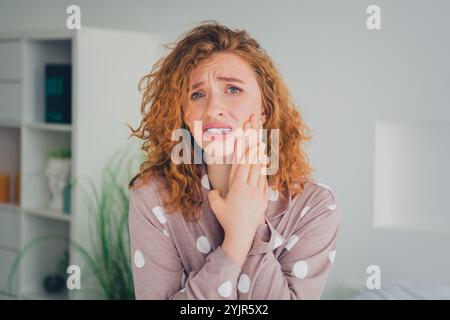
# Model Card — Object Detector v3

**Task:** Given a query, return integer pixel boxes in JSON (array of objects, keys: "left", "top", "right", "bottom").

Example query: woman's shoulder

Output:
[
  {"left": 128, "top": 171, "right": 169, "bottom": 208},
  {"left": 289, "top": 179, "right": 340, "bottom": 220},
  {"left": 302, "top": 180, "right": 339, "bottom": 203},
  {"left": 129, "top": 169, "right": 168, "bottom": 191},
  {"left": 128, "top": 171, "right": 176, "bottom": 229}
]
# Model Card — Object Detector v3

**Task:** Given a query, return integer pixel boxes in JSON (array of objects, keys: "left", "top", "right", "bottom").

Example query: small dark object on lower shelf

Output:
[{"left": 43, "top": 274, "right": 66, "bottom": 294}]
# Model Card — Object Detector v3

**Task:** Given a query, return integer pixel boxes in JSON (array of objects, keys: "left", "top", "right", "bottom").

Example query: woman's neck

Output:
[
  {"left": 206, "top": 162, "right": 232, "bottom": 197},
  {"left": 204, "top": 150, "right": 234, "bottom": 197}
]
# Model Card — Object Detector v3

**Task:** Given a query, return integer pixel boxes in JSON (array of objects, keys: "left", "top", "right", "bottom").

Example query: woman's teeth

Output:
[{"left": 204, "top": 128, "right": 232, "bottom": 134}]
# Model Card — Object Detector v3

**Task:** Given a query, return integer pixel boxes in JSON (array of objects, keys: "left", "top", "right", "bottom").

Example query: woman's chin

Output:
[{"left": 202, "top": 139, "right": 235, "bottom": 163}]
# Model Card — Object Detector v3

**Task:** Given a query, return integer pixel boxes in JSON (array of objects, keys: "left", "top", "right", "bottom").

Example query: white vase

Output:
[{"left": 45, "top": 158, "right": 71, "bottom": 211}]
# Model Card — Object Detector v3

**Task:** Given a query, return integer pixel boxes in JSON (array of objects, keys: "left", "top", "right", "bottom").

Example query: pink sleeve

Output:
[
  {"left": 239, "top": 186, "right": 341, "bottom": 299},
  {"left": 128, "top": 184, "right": 243, "bottom": 300}
]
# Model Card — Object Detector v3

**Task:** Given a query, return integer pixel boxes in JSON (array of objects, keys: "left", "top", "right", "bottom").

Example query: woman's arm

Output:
[
  {"left": 129, "top": 185, "right": 243, "bottom": 299},
  {"left": 237, "top": 186, "right": 341, "bottom": 299}
]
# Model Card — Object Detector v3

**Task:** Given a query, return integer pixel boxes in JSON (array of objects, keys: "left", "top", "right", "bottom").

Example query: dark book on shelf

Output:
[{"left": 45, "top": 64, "right": 72, "bottom": 124}]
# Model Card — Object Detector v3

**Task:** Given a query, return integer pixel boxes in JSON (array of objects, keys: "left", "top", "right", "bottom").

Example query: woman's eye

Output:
[
  {"left": 191, "top": 87, "right": 241, "bottom": 100},
  {"left": 227, "top": 86, "right": 241, "bottom": 94},
  {"left": 191, "top": 92, "right": 204, "bottom": 100}
]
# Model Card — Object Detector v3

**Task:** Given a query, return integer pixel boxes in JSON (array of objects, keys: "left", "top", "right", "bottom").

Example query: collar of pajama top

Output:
[{"left": 196, "top": 161, "right": 291, "bottom": 256}]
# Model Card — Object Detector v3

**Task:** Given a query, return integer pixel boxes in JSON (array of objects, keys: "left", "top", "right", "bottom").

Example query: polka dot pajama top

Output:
[{"left": 128, "top": 162, "right": 341, "bottom": 300}]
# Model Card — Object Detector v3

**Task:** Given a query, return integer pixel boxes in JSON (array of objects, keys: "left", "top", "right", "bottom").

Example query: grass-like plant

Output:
[
  {"left": 3, "top": 143, "right": 143, "bottom": 300},
  {"left": 47, "top": 148, "right": 71, "bottom": 159}
]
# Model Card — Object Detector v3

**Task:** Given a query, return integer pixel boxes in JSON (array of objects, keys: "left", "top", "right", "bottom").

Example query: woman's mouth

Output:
[{"left": 203, "top": 127, "right": 233, "bottom": 141}]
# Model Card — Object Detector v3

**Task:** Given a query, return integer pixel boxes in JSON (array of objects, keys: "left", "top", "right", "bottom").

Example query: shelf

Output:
[
  {"left": 0, "top": 118, "right": 21, "bottom": 128},
  {"left": 0, "top": 126, "right": 21, "bottom": 207},
  {"left": 0, "top": 202, "right": 20, "bottom": 213},
  {"left": 0, "top": 79, "right": 21, "bottom": 84},
  {"left": 0, "top": 29, "right": 74, "bottom": 41},
  {"left": 21, "top": 289, "right": 68, "bottom": 300},
  {"left": 1, "top": 27, "right": 160, "bottom": 300},
  {"left": 21, "top": 39, "right": 71, "bottom": 124},
  {"left": 23, "top": 207, "right": 71, "bottom": 223},
  {"left": 25, "top": 122, "right": 72, "bottom": 132}
]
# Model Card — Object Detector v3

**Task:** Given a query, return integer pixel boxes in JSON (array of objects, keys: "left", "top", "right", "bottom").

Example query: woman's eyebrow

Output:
[{"left": 191, "top": 76, "right": 245, "bottom": 90}]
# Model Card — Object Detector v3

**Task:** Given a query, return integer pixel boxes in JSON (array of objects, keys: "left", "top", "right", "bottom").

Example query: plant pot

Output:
[
  {"left": 43, "top": 274, "right": 66, "bottom": 294},
  {"left": 45, "top": 158, "right": 71, "bottom": 211}
]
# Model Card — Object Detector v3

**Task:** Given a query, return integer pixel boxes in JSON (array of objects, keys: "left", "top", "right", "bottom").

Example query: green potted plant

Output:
[
  {"left": 45, "top": 148, "right": 71, "bottom": 212},
  {"left": 5, "top": 143, "right": 144, "bottom": 299}
]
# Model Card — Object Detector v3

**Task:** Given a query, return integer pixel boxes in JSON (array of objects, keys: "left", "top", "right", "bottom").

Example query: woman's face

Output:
[{"left": 182, "top": 52, "right": 266, "bottom": 157}]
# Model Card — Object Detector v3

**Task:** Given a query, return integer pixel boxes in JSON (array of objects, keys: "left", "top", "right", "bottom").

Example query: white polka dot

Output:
[
  {"left": 273, "top": 235, "right": 284, "bottom": 249},
  {"left": 196, "top": 236, "right": 211, "bottom": 254},
  {"left": 180, "top": 271, "right": 187, "bottom": 288},
  {"left": 300, "top": 206, "right": 310, "bottom": 219},
  {"left": 318, "top": 182, "right": 333, "bottom": 192},
  {"left": 292, "top": 260, "right": 308, "bottom": 279},
  {"left": 152, "top": 206, "right": 167, "bottom": 224},
  {"left": 328, "top": 250, "right": 336, "bottom": 264},
  {"left": 268, "top": 186, "right": 279, "bottom": 201},
  {"left": 163, "top": 228, "right": 170, "bottom": 237},
  {"left": 327, "top": 204, "right": 337, "bottom": 211},
  {"left": 284, "top": 235, "right": 299, "bottom": 251},
  {"left": 134, "top": 250, "right": 145, "bottom": 268},
  {"left": 217, "top": 280, "right": 232, "bottom": 298},
  {"left": 201, "top": 174, "right": 210, "bottom": 190},
  {"left": 238, "top": 274, "right": 251, "bottom": 294}
]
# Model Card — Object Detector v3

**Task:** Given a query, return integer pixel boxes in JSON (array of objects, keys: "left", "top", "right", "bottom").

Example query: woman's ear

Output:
[{"left": 260, "top": 111, "right": 267, "bottom": 125}]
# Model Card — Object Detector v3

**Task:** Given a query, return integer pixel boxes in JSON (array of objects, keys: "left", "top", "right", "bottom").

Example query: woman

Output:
[{"left": 127, "top": 21, "right": 341, "bottom": 300}]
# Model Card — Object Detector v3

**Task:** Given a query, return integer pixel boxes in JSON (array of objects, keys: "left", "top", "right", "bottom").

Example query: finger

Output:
[
  {"left": 256, "top": 116, "right": 264, "bottom": 151},
  {"left": 242, "top": 115, "right": 257, "bottom": 161},
  {"left": 248, "top": 114, "right": 259, "bottom": 149},
  {"left": 249, "top": 140, "right": 266, "bottom": 186},
  {"left": 229, "top": 123, "right": 249, "bottom": 188},
  {"left": 229, "top": 114, "right": 259, "bottom": 188},
  {"left": 258, "top": 166, "right": 268, "bottom": 191},
  {"left": 257, "top": 116, "right": 263, "bottom": 144},
  {"left": 247, "top": 143, "right": 261, "bottom": 186},
  {"left": 258, "top": 114, "right": 270, "bottom": 179},
  {"left": 228, "top": 122, "right": 246, "bottom": 188},
  {"left": 238, "top": 116, "right": 256, "bottom": 166},
  {"left": 234, "top": 143, "right": 259, "bottom": 187},
  {"left": 263, "top": 178, "right": 269, "bottom": 202},
  {"left": 258, "top": 142, "right": 268, "bottom": 190},
  {"left": 228, "top": 133, "right": 238, "bottom": 187},
  {"left": 236, "top": 114, "right": 261, "bottom": 187},
  {"left": 240, "top": 118, "right": 252, "bottom": 164}
]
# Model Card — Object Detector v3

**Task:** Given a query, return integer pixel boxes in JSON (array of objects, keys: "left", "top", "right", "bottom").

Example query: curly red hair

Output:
[{"left": 128, "top": 20, "right": 315, "bottom": 222}]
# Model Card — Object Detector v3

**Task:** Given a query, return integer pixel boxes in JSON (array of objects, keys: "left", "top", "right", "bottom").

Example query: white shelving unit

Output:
[{"left": 0, "top": 27, "right": 159, "bottom": 299}]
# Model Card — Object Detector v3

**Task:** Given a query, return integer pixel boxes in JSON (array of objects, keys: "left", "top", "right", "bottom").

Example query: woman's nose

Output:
[{"left": 205, "top": 93, "right": 226, "bottom": 117}]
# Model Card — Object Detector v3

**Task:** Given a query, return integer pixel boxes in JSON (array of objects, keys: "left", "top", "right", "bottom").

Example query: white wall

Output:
[{"left": 2, "top": 0, "right": 450, "bottom": 299}]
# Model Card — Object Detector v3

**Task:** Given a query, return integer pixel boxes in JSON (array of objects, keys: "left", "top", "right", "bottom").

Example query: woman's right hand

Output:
[{"left": 208, "top": 114, "right": 269, "bottom": 266}]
